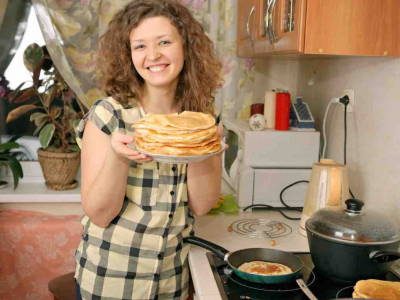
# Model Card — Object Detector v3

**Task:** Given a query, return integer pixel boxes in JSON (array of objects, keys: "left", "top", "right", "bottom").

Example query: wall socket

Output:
[{"left": 342, "top": 89, "right": 355, "bottom": 112}]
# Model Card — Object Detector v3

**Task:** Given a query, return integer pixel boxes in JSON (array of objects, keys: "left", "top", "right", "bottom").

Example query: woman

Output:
[{"left": 74, "top": 1, "right": 223, "bottom": 299}]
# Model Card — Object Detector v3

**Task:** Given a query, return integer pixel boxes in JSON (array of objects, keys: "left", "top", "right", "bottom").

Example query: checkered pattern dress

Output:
[{"left": 74, "top": 97, "right": 219, "bottom": 300}]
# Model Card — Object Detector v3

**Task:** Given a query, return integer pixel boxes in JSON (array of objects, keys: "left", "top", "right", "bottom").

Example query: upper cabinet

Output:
[
  {"left": 237, "top": 0, "right": 400, "bottom": 57},
  {"left": 237, "top": 0, "right": 258, "bottom": 57}
]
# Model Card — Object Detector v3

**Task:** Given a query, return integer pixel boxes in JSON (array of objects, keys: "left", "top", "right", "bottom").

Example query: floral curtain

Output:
[{"left": 31, "top": 0, "right": 256, "bottom": 118}]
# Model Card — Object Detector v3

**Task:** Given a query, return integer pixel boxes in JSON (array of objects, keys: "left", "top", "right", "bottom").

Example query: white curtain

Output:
[{"left": 31, "top": 0, "right": 257, "bottom": 118}]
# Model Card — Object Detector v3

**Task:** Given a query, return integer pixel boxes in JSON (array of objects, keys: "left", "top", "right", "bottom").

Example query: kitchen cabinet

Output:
[
  {"left": 237, "top": 0, "right": 400, "bottom": 57},
  {"left": 237, "top": 0, "right": 257, "bottom": 57}
]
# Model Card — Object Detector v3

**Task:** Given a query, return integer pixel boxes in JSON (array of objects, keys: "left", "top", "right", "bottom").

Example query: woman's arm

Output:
[
  {"left": 186, "top": 125, "right": 224, "bottom": 216},
  {"left": 186, "top": 153, "right": 222, "bottom": 217},
  {"left": 80, "top": 120, "right": 151, "bottom": 228}
]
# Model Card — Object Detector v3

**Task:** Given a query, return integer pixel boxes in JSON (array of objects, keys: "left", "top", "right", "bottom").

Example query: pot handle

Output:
[
  {"left": 296, "top": 279, "right": 319, "bottom": 300},
  {"left": 369, "top": 250, "right": 400, "bottom": 263},
  {"left": 183, "top": 236, "right": 229, "bottom": 261}
]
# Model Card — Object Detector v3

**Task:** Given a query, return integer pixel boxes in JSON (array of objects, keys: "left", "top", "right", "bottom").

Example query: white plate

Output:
[{"left": 130, "top": 141, "right": 226, "bottom": 164}]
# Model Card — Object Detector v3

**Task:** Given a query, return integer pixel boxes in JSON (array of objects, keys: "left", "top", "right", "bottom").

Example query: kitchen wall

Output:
[{"left": 254, "top": 57, "right": 400, "bottom": 226}]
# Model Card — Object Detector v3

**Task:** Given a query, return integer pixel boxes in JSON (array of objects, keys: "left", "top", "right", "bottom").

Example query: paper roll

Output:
[{"left": 264, "top": 91, "right": 276, "bottom": 129}]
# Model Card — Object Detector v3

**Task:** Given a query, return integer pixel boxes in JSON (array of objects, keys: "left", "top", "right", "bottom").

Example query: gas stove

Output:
[{"left": 207, "top": 252, "right": 400, "bottom": 300}]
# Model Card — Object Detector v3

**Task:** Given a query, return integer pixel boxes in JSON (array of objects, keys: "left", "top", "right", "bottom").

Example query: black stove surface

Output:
[{"left": 206, "top": 252, "right": 400, "bottom": 300}]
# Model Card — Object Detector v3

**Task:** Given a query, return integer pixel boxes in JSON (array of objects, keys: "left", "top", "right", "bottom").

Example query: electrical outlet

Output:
[{"left": 342, "top": 89, "right": 355, "bottom": 112}]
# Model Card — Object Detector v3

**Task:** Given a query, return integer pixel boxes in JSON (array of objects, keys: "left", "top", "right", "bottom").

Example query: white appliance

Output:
[{"left": 222, "top": 118, "right": 320, "bottom": 209}]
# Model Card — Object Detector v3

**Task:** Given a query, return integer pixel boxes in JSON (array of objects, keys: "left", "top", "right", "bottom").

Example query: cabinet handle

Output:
[
  {"left": 268, "top": 0, "right": 277, "bottom": 44},
  {"left": 265, "top": 0, "right": 273, "bottom": 42},
  {"left": 246, "top": 6, "right": 255, "bottom": 46}
]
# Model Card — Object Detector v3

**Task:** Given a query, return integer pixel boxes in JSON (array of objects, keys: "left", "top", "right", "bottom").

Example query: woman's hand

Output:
[
  {"left": 111, "top": 131, "right": 152, "bottom": 164},
  {"left": 215, "top": 125, "right": 229, "bottom": 154}
]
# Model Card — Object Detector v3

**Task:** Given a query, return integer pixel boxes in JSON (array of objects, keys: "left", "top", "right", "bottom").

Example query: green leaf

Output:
[
  {"left": 0, "top": 142, "right": 19, "bottom": 152},
  {"left": 0, "top": 154, "right": 23, "bottom": 189},
  {"left": 30, "top": 112, "right": 47, "bottom": 122},
  {"left": 33, "top": 117, "right": 48, "bottom": 135},
  {"left": 23, "top": 43, "right": 44, "bottom": 73},
  {"left": 39, "top": 124, "right": 55, "bottom": 148},
  {"left": 68, "top": 144, "right": 80, "bottom": 152},
  {"left": 0, "top": 160, "right": 20, "bottom": 190}
]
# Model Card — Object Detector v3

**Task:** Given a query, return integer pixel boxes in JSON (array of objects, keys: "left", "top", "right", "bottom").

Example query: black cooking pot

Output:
[{"left": 306, "top": 199, "right": 400, "bottom": 283}]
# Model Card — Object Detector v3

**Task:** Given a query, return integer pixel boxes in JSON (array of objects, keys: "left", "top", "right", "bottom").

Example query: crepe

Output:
[
  {"left": 352, "top": 279, "right": 400, "bottom": 300},
  {"left": 136, "top": 111, "right": 215, "bottom": 130},
  {"left": 238, "top": 261, "right": 293, "bottom": 276},
  {"left": 135, "top": 127, "right": 216, "bottom": 144},
  {"left": 132, "top": 111, "right": 221, "bottom": 156},
  {"left": 136, "top": 137, "right": 221, "bottom": 156}
]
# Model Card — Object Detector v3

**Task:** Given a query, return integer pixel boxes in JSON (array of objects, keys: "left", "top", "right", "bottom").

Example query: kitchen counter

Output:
[
  {"left": 189, "top": 210, "right": 309, "bottom": 300},
  {"left": 189, "top": 210, "right": 400, "bottom": 300}
]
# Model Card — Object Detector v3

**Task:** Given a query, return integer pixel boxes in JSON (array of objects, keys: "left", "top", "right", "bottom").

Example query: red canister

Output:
[
  {"left": 275, "top": 93, "right": 291, "bottom": 130},
  {"left": 250, "top": 103, "right": 264, "bottom": 117}
]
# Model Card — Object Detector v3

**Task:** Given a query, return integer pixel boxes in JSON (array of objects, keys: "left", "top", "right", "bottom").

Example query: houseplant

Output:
[
  {"left": 0, "top": 137, "right": 24, "bottom": 190},
  {"left": 6, "top": 43, "right": 85, "bottom": 190}
]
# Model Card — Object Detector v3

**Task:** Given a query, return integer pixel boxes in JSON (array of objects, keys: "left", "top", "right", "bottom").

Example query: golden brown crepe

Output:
[
  {"left": 135, "top": 127, "right": 216, "bottom": 144},
  {"left": 136, "top": 138, "right": 221, "bottom": 156},
  {"left": 132, "top": 111, "right": 221, "bottom": 156},
  {"left": 137, "top": 111, "right": 215, "bottom": 130},
  {"left": 238, "top": 261, "right": 293, "bottom": 276},
  {"left": 353, "top": 279, "right": 400, "bottom": 300}
]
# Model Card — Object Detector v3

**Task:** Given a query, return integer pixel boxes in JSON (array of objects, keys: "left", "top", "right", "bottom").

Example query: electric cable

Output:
[
  {"left": 322, "top": 98, "right": 340, "bottom": 159},
  {"left": 243, "top": 180, "right": 309, "bottom": 221},
  {"left": 339, "top": 95, "right": 356, "bottom": 199}
]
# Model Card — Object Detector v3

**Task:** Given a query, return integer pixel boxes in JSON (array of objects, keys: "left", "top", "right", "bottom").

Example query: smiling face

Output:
[{"left": 130, "top": 17, "right": 185, "bottom": 92}]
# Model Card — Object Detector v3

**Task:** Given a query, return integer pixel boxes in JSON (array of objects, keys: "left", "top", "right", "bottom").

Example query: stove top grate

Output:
[{"left": 229, "top": 219, "right": 292, "bottom": 242}]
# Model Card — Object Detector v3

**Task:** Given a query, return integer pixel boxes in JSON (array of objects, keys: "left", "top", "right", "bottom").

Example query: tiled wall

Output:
[{"left": 254, "top": 57, "right": 400, "bottom": 226}]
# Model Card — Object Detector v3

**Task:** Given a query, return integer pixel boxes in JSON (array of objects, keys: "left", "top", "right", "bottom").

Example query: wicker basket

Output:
[{"left": 37, "top": 148, "right": 80, "bottom": 191}]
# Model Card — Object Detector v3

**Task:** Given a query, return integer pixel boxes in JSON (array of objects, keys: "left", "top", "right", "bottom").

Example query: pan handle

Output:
[
  {"left": 183, "top": 236, "right": 229, "bottom": 261},
  {"left": 296, "top": 279, "right": 319, "bottom": 300},
  {"left": 369, "top": 250, "right": 400, "bottom": 263}
]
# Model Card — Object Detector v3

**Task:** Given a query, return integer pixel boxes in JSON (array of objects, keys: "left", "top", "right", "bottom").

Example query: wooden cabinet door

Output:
[
  {"left": 272, "top": 0, "right": 307, "bottom": 54},
  {"left": 304, "top": 0, "right": 400, "bottom": 56},
  {"left": 254, "top": 0, "right": 275, "bottom": 55},
  {"left": 237, "top": 0, "right": 258, "bottom": 57}
]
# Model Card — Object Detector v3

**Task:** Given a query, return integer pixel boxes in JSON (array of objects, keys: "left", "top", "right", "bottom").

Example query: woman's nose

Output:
[{"left": 147, "top": 45, "right": 161, "bottom": 61}]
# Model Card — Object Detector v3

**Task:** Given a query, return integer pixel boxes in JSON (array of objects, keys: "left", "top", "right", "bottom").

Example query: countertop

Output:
[
  {"left": 189, "top": 210, "right": 400, "bottom": 300},
  {"left": 189, "top": 209, "right": 309, "bottom": 300}
]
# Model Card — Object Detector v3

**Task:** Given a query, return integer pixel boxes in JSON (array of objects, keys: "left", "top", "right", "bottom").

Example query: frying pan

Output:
[{"left": 184, "top": 236, "right": 303, "bottom": 284}]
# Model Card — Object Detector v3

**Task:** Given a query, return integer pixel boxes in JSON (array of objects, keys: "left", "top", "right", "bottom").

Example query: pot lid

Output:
[{"left": 306, "top": 199, "right": 400, "bottom": 244}]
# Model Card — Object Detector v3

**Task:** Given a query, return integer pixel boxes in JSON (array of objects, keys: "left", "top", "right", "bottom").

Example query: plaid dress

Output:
[{"left": 74, "top": 97, "right": 219, "bottom": 300}]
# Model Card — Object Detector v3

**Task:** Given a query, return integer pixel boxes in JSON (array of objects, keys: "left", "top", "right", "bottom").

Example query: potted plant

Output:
[
  {"left": 6, "top": 43, "right": 85, "bottom": 190},
  {"left": 0, "top": 137, "right": 24, "bottom": 190}
]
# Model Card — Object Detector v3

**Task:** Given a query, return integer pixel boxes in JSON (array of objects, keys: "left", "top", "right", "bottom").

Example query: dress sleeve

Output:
[
  {"left": 213, "top": 106, "right": 221, "bottom": 126},
  {"left": 75, "top": 98, "right": 121, "bottom": 149}
]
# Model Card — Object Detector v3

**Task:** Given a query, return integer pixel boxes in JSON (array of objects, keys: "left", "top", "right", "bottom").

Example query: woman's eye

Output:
[
  {"left": 134, "top": 45, "right": 145, "bottom": 50},
  {"left": 159, "top": 40, "right": 170, "bottom": 45}
]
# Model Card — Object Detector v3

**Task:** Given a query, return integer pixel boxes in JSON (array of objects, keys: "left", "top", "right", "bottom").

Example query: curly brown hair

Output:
[{"left": 98, "top": 0, "right": 223, "bottom": 115}]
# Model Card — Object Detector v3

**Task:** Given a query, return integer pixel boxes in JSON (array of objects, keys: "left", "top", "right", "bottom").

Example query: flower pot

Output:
[{"left": 37, "top": 148, "right": 80, "bottom": 191}]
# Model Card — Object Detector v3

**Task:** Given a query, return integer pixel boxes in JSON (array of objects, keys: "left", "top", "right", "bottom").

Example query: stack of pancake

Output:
[
  {"left": 353, "top": 279, "right": 400, "bottom": 299},
  {"left": 133, "top": 111, "right": 221, "bottom": 156}
]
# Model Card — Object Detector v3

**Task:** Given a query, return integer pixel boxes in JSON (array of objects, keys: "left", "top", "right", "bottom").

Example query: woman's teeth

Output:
[{"left": 149, "top": 65, "right": 166, "bottom": 72}]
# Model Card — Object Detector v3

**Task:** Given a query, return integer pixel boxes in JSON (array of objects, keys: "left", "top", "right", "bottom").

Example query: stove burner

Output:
[
  {"left": 229, "top": 219, "right": 292, "bottom": 243},
  {"left": 224, "top": 265, "right": 315, "bottom": 293},
  {"left": 336, "top": 286, "right": 354, "bottom": 299}
]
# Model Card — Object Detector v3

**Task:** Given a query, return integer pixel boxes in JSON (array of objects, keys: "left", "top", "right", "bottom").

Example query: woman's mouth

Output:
[{"left": 147, "top": 65, "right": 169, "bottom": 73}]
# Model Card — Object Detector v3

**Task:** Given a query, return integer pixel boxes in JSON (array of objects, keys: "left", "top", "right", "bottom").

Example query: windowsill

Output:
[
  {"left": 0, "top": 181, "right": 81, "bottom": 203},
  {"left": 0, "top": 161, "right": 81, "bottom": 203}
]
